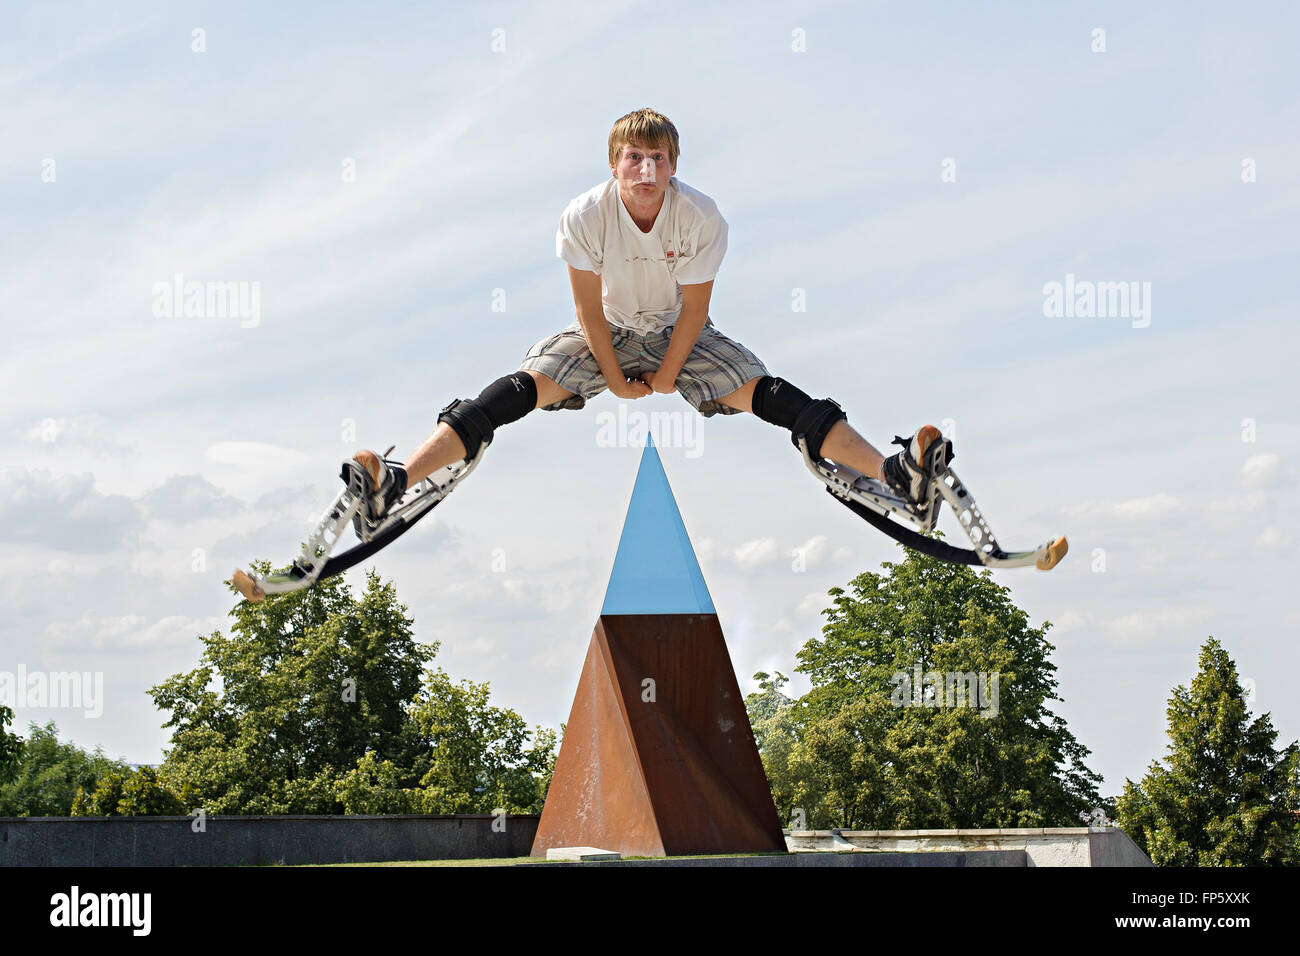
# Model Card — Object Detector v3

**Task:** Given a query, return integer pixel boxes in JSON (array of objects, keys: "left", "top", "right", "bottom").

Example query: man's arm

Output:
[
  {"left": 646, "top": 280, "right": 713, "bottom": 393},
  {"left": 568, "top": 265, "right": 650, "bottom": 399}
]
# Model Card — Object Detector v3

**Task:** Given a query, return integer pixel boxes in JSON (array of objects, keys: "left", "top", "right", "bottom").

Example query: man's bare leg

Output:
[
  {"left": 713, "top": 377, "right": 888, "bottom": 480},
  {"left": 398, "top": 370, "right": 576, "bottom": 485}
]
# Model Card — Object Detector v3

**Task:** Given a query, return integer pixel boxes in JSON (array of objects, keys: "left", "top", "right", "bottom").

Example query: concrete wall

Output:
[
  {"left": 0, "top": 814, "right": 540, "bottom": 867},
  {"left": 526, "top": 850, "right": 1029, "bottom": 867},
  {"left": 785, "top": 827, "right": 1153, "bottom": 866},
  {"left": 1, "top": 818, "right": 1151, "bottom": 867}
]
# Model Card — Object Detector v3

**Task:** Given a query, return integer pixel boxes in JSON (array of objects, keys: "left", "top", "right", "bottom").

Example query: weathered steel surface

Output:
[{"left": 531, "top": 613, "right": 786, "bottom": 858}]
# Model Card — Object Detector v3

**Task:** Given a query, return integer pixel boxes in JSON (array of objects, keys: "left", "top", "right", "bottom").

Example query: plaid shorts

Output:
[{"left": 516, "top": 318, "right": 770, "bottom": 417}]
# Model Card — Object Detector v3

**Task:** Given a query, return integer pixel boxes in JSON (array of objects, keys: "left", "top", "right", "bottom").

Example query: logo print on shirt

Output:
[{"left": 624, "top": 249, "right": 678, "bottom": 264}]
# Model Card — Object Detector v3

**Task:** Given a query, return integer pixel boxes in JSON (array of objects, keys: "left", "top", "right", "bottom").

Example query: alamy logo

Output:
[
  {"left": 152, "top": 272, "right": 261, "bottom": 328},
  {"left": 49, "top": 886, "right": 151, "bottom": 936},
  {"left": 890, "top": 665, "right": 1000, "bottom": 717},
  {"left": 596, "top": 403, "right": 704, "bottom": 459},
  {"left": 1042, "top": 273, "right": 1151, "bottom": 328},
  {"left": 0, "top": 667, "right": 103, "bottom": 718}
]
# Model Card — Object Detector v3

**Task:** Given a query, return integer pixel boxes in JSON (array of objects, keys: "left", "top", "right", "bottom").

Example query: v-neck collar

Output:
[{"left": 616, "top": 179, "right": 671, "bottom": 237}]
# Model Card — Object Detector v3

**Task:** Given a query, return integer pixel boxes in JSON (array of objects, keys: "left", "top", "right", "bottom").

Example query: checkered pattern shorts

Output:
[{"left": 517, "top": 319, "right": 770, "bottom": 417}]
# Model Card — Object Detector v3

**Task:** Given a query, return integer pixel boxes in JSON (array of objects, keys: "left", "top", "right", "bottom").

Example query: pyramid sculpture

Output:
[{"left": 530, "top": 436, "right": 786, "bottom": 858}]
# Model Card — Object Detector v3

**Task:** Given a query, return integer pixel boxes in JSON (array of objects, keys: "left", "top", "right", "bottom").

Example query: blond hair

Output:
[{"left": 608, "top": 108, "right": 680, "bottom": 168}]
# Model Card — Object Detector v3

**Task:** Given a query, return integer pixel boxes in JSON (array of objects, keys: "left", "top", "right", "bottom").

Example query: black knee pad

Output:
[
  {"left": 751, "top": 375, "right": 846, "bottom": 460},
  {"left": 438, "top": 372, "right": 538, "bottom": 460}
]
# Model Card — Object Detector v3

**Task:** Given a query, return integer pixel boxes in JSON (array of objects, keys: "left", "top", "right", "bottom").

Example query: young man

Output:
[{"left": 349, "top": 108, "right": 940, "bottom": 523}]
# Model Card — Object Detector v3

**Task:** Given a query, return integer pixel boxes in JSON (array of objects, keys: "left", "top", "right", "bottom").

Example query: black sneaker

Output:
[
  {"left": 880, "top": 425, "right": 944, "bottom": 507},
  {"left": 343, "top": 450, "right": 408, "bottom": 534}
]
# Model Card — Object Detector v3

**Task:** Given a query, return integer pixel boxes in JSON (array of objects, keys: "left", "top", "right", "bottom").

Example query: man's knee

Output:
[
  {"left": 715, "top": 376, "right": 762, "bottom": 413},
  {"left": 522, "top": 369, "right": 575, "bottom": 409},
  {"left": 750, "top": 375, "right": 846, "bottom": 459},
  {"left": 437, "top": 372, "right": 539, "bottom": 460}
]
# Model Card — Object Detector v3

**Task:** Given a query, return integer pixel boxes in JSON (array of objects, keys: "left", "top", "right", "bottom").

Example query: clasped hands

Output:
[{"left": 608, "top": 367, "right": 678, "bottom": 400}]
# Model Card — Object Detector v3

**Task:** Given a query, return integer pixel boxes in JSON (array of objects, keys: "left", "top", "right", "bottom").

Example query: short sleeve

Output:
[
  {"left": 672, "top": 212, "right": 728, "bottom": 286},
  {"left": 556, "top": 202, "right": 603, "bottom": 274}
]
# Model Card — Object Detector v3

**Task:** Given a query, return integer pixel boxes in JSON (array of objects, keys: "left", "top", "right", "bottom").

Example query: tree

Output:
[
  {"left": 745, "top": 671, "right": 793, "bottom": 738},
  {"left": 150, "top": 566, "right": 437, "bottom": 813},
  {"left": 744, "top": 671, "right": 816, "bottom": 828},
  {"left": 0, "top": 706, "right": 22, "bottom": 785},
  {"left": 406, "top": 668, "right": 557, "bottom": 814},
  {"left": 150, "top": 565, "right": 556, "bottom": 814},
  {"left": 1116, "top": 637, "right": 1300, "bottom": 865},
  {"left": 71, "top": 766, "right": 187, "bottom": 816},
  {"left": 333, "top": 670, "right": 558, "bottom": 815},
  {"left": 0, "top": 722, "right": 129, "bottom": 817},
  {"left": 752, "top": 546, "right": 1105, "bottom": 829}
]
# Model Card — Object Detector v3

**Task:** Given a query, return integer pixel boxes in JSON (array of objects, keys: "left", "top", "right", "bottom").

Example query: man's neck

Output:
[{"left": 619, "top": 186, "right": 667, "bottom": 234}]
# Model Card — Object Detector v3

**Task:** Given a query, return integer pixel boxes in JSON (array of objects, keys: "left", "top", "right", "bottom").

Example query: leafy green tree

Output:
[
  {"left": 753, "top": 546, "right": 1105, "bottom": 829},
  {"left": 0, "top": 722, "right": 129, "bottom": 816},
  {"left": 1116, "top": 637, "right": 1300, "bottom": 866},
  {"left": 746, "top": 671, "right": 792, "bottom": 738},
  {"left": 333, "top": 750, "right": 420, "bottom": 814},
  {"left": 71, "top": 766, "right": 187, "bottom": 816},
  {"left": 151, "top": 565, "right": 556, "bottom": 814},
  {"left": 0, "top": 705, "right": 22, "bottom": 785},
  {"left": 406, "top": 668, "right": 557, "bottom": 814},
  {"left": 150, "top": 567, "right": 436, "bottom": 813},
  {"left": 116, "top": 766, "right": 187, "bottom": 816},
  {"left": 744, "top": 672, "right": 815, "bottom": 828},
  {"left": 333, "top": 670, "right": 558, "bottom": 815}
]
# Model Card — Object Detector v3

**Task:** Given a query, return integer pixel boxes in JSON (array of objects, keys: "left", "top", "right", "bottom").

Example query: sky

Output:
[{"left": 2, "top": 0, "right": 1297, "bottom": 802}]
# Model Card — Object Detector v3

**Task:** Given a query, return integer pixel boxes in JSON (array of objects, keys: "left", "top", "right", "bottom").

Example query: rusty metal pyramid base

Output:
[{"left": 530, "top": 612, "right": 787, "bottom": 859}]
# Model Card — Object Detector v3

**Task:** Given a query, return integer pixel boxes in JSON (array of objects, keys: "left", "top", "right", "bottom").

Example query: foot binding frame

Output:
[
  {"left": 232, "top": 443, "right": 489, "bottom": 602},
  {"left": 795, "top": 435, "right": 1067, "bottom": 571}
]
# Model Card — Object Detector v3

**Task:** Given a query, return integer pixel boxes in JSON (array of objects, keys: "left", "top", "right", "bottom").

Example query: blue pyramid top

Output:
[{"left": 601, "top": 434, "right": 715, "bottom": 615}]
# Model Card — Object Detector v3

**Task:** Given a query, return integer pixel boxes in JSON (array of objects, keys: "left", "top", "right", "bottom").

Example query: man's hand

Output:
[
  {"left": 639, "top": 368, "right": 679, "bottom": 395},
  {"left": 609, "top": 376, "right": 653, "bottom": 400}
]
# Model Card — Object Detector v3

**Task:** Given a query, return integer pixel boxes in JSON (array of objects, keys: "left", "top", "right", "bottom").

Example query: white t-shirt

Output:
[{"left": 555, "top": 176, "right": 728, "bottom": 335}]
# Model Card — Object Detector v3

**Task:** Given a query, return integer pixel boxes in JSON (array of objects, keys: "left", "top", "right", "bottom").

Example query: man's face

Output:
[{"left": 611, "top": 141, "right": 676, "bottom": 205}]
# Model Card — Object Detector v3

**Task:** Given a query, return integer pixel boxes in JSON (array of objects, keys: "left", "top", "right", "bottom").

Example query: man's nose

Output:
[{"left": 639, "top": 159, "right": 657, "bottom": 182}]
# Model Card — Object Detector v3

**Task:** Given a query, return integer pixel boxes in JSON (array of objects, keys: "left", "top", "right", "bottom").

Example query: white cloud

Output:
[
  {"left": 142, "top": 474, "right": 244, "bottom": 522},
  {"left": 1113, "top": 494, "right": 1182, "bottom": 518},
  {"left": 1047, "top": 609, "right": 1088, "bottom": 636},
  {"left": 1104, "top": 606, "right": 1211, "bottom": 647},
  {"left": 1256, "top": 527, "right": 1287, "bottom": 549},
  {"left": 42, "top": 613, "right": 225, "bottom": 651},
  {"left": 1241, "top": 453, "right": 1285, "bottom": 489},
  {"left": 796, "top": 592, "right": 831, "bottom": 617},
  {"left": 0, "top": 468, "right": 141, "bottom": 553},
  {"left": 204, "top": 442, "right": 311, "bottom": 471},
  {"left": 732, "top": 536, "right": 779, "bottom": 570},
  {"left": 20, "top": 414, "right": 135, "bottom": 456},
  {"left": 791, "top": 534, "right": 829, "bottom": 571},
  {"left": 502, "top": 576, "right": 575, "bottom": 614},
  {"left": 1062, "top": 493, "right": 1183, "bottom": 522}
]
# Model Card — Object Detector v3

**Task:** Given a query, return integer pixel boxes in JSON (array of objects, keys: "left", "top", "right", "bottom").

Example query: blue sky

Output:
[{"left": 2, "top": 0, "right": 1297, "bottom": 800}]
